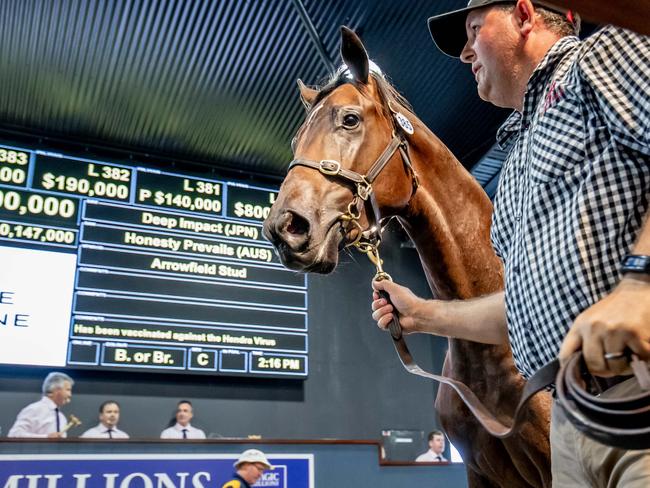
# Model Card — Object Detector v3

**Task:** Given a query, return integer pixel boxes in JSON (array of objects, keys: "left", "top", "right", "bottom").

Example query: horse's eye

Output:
[{"left": 342, "top": 113, "right": 360, "bottom": 128}]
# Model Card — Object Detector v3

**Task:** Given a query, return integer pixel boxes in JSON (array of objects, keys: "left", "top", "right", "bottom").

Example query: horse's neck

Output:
[
  {"left": 397, "top": 127, "right": 515, "bottom": 384},
  {"left": 399, "top": 129, "right": 503, "bottom": 301}
]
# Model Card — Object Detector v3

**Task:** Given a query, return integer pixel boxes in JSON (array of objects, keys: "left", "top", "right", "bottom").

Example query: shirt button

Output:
[{"left": 515, "top": 214, "right": 521, "bottom": 221}]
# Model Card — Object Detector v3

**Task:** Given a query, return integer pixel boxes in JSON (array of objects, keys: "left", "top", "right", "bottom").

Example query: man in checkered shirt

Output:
[{"left": 372, "top": 0, "right": 649, "bottom": 485}]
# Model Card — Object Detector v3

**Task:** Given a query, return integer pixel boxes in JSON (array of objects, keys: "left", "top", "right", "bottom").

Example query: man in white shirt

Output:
[
  {"left": 80, "top": 400, "right": 129, "bottom": 439},
  {"left": 160, "top": 400, "right": 206, "bottom": 439},
  {"left": 8, "top": 372, "right": 74, "bottom": 438},
  {"left": 415, "top": 430, "right": 448, "bottom": 462}
]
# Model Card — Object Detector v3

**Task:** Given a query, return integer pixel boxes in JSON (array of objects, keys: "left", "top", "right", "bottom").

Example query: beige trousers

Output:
[{"left": 551, "top": 378, "right": 650, "bottom": 487}]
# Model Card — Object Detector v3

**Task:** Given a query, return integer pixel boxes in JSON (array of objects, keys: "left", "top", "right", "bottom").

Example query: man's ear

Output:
[
  {"left": 297, "top": 79, "right": 318, "bottom": 110},
  {"left": 514, "top": 0, "right": 536, "bottom": 36}
]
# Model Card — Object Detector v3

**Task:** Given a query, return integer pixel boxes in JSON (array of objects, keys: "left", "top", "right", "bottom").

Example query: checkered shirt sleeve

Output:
[{"left": 490, "top": 27, "right": 650, "bottom": 378}]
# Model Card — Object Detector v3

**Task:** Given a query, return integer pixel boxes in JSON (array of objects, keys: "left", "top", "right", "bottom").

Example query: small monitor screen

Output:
[{"left": 381, "top": 429, "right": 425, "bottom": 461}]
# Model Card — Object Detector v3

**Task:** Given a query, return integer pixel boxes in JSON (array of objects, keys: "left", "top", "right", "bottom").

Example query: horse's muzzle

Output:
[
  {"left": 263, "top": 207, "right": 343, "bottom": 273},
  {"left": 263, "top": 208, "right": 316, "bottom": 272},
  {"left": 263, "top": 209, "right": 311, "bottom": 252}
]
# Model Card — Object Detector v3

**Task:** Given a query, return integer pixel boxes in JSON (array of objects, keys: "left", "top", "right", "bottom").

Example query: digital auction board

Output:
[{"left": 0, "top": 142, "right": 308, "bottom": 378}]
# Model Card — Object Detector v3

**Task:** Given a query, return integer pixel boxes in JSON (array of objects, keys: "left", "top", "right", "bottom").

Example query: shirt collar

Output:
[
  {"left": 42, "top": 396, "right": 59, "bottom": 410},
  {"left": 233, "top": 474, "right": 250, "bottom": 487},
  {"left": 528, "top": 35, "right": 578, "bottom": 86},
  {"left": 174, "top": 423, "right": 191, "bottom": 431},
  {"left": 496, "top": 35, "right": 579, "bottom": 148}
]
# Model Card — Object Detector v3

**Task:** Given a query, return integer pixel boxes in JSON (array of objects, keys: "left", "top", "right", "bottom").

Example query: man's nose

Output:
[{"left": 460, "top": 40, "right": 474, "bottom": 63}]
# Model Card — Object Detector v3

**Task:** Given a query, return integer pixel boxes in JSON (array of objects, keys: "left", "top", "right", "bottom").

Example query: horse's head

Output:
[{"left": 263, "top": 27, "right": 417, "bottom": 273}]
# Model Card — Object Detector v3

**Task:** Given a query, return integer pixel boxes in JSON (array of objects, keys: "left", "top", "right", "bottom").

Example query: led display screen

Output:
[{"left": 0, "top": 142, "right": 307, "bottom": 378}]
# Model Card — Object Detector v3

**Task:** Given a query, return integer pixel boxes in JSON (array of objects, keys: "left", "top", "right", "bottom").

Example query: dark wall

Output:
[{"left": 0, "top": 229, "right": 447, "bottom": 446}]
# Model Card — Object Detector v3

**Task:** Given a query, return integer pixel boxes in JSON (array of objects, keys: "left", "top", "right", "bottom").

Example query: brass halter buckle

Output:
[
  {"left": 319, "top": 160, "right": 341, "bottom": 176},
  {"left": 338, "top": 196, "right": 366, "bottom": 248},
  {"left": 356, "top": 178, "right": 372, "bottom": 201}
]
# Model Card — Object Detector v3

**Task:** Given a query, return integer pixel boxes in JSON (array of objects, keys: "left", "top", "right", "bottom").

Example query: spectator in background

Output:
[
  {"left": 160, "top": 400, "right": 206, "bottom": 439},
  {"left": 415, "top": 430, "right": 448, "bottom": 462},
  {"left": 8, "top": 372, "right": 73, "bottom": 438},
  {"left": 221, "top": 449, "right": 273, "bottom": 488},
  {"left": 80, "top": 400, "right": 129, "bottom": 439}
]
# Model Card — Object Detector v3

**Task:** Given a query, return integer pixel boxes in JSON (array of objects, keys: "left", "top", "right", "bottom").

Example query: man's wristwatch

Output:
[{"left": 621, "top": 255, "right": 650, "bottom": 275}]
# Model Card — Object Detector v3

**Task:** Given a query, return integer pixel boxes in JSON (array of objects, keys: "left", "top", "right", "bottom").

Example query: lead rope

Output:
[
  {"left": 359, "top": 240, "right": 557, "bottom": 437},
  {"left": 361, "top": 241, "right": 650, "bottom": 447}
]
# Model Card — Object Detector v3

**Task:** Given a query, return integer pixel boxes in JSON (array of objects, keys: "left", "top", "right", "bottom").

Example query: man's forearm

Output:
[{"left": 413, "top": 291, "right": 508, "bottom": 345}]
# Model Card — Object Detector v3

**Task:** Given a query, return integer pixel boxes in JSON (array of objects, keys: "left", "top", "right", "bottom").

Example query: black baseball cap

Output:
[{"left": 428, "top": 1, "right": 575, "bottom": 58}]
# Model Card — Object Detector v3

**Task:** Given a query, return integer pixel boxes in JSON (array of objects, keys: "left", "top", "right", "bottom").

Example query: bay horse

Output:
[{"left": 263, "top": 27, "right": 551, "bottom": 488}]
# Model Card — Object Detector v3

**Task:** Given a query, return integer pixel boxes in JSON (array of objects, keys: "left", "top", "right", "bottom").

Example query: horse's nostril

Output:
[{"left": 285, "top": 211, "right": 310, "bottom": 236}]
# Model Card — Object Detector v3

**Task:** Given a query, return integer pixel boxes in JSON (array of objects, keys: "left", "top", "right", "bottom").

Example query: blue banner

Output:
[{"left": 0, "top": 454, "right": 313, "bottom": 488}]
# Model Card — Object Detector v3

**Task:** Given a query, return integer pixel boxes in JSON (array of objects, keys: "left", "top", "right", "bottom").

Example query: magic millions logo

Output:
[{"left": 254, "top": 469, "right": 284, "bottom": 487}]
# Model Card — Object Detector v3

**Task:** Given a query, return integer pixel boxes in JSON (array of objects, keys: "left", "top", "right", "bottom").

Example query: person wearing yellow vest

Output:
[{"left": 221, "top": 449, "right": 273, "bottom": 488}]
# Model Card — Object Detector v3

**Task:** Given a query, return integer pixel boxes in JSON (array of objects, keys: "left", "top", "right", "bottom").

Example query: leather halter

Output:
[{"left": 288, "top": 133, "right": 417, "bottom": 248}]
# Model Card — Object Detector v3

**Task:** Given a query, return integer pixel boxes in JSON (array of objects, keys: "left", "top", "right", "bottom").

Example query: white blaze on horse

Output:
[{"left": 263, "top": 27, "right": 551, "bottom": 488}]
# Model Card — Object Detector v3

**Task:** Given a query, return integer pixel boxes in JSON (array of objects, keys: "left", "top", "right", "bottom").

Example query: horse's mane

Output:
[{"left": 310, "top": 68, "right": 414, "bottom": 125}]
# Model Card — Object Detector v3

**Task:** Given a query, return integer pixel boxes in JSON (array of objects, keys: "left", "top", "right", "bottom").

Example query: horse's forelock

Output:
[{"left": 310, "top": 72, "right": 348, "bottom": 108}]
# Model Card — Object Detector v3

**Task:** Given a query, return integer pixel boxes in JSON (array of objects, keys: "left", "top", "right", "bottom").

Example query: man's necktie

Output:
[
  {"left": 436, "top": 455, "right": 442, "bottom": 462},
  {"left": 106, "top": 429, "right": 113, "bottom": 439},
  {"left": 55, "top": 408, "right": 60, "bottom": 432},
  {"left": 182, "top": 429, "right": 188, "bottom": 439}
]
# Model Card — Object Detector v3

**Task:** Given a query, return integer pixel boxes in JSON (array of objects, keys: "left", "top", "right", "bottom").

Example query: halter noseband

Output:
[{"left": 287, "top": 132, "right": 418, "bottom": 251}]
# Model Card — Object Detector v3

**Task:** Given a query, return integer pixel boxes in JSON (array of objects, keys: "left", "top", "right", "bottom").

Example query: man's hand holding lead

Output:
[
  {"left": 559, "top": 277, "right": 650, "bottom": 376},
  {"left": 371, "top": 280, "right": 423, "bottom": 334}
]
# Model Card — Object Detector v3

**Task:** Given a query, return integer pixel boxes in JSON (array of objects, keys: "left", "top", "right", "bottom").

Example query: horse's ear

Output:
[
  {"left": 340, "top": 26, "right": 369, "bottom": 84},
  {"left": 297, "top": 79, "right": 318, "bottom": 110}
]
